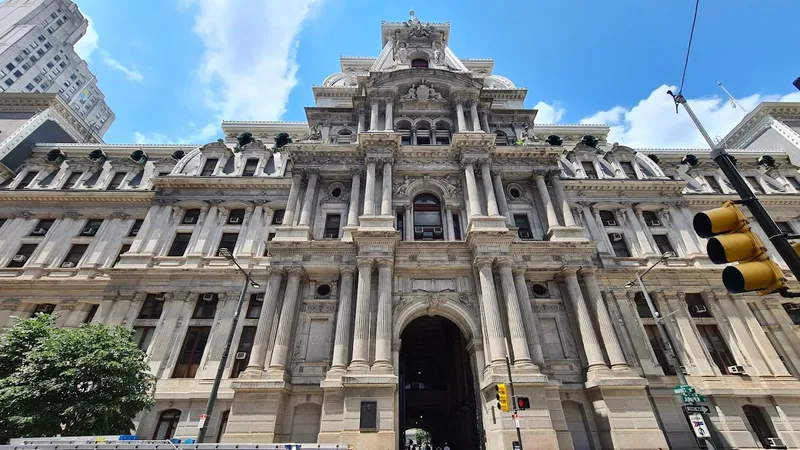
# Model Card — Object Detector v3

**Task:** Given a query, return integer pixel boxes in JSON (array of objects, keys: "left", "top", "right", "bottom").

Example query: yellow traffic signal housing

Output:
[
  {"left": 495, "top": 383, "right": 509, "bottom": 412},
  {"left": 693, "top": 201, "right": 787, "bottom": 295}
]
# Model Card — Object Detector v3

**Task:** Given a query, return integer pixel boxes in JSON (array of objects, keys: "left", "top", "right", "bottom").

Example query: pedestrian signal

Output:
[{"left": 516, "top": 396, "right": 530, "bottom": 410}]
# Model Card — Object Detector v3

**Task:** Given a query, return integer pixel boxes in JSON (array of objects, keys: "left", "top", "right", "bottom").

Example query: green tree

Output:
[{"left": 0, "top": 314, "right": 155, "bottom": 443}]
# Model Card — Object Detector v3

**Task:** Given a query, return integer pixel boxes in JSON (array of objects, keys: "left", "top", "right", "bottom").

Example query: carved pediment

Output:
[
  {"left": 109, "top": 157, "right": 145, "bottom": 172},
  {"left": 200, "top": 139, "right": 233, "bottom": 156},
  {"left": 65, "top": 156, "right": 103, "bottom": 171}
]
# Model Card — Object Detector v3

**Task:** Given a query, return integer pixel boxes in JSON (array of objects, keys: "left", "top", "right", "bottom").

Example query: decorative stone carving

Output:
[
  {"left": 110, "top": 211, "right": 131, "bottom": 220},
  {"left": 64, "top": 211, "right": 82, "bottom": 219},
  {"left": 400, "top": 83, "right": 446, "bottom": 102},
  {"left": 14, "top": 211, "right": 32, "bottom": 219},
  {"left": 393, "top": 174, "right": 414, "bottom": 195},
  {"left": 302, "top": 303, "right": 336, "bottom": 314}
]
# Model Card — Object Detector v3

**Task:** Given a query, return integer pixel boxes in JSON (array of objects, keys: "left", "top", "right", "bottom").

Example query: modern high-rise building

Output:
[{"left": 3, "top": 12, "right": 800, "bottom": 450}]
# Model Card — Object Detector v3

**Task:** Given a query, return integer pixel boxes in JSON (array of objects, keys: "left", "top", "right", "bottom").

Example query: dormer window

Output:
[
  {"left": 495, "top": 131, "right": 508, "bottom": 146},
  {"left": 581, "top": 161, "right": 597, "bottom": 179},
  {"left": 620, "top": 161, "right": 636, "bottom": 178},
  {"left": 411, "top": 59, "right": 428, "bottom": 68},
  {"left": 336, "top": 129, "right": 353, "bottom": 144}
]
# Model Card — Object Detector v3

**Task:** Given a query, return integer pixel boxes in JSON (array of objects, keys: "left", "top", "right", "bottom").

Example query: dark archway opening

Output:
[{"left": 399, "top": 316, "right": 481, "bottom": 450}]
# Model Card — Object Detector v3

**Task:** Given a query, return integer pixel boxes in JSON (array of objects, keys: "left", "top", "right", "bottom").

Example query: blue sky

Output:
[{"left": 73, "top": 0, "right": 800, "bottom": 148}]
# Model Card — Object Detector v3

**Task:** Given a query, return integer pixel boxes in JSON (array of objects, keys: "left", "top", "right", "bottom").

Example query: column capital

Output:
[
  {"left": 356, "top": 257, "right": 375, "bottom": 269},
  {"left": 266, "top": 266, "right": 286, "bottom": 278},
  {"left": 474, "top": 256, "right": 494, "bottom": 269},
  {"left": 512, "top": 266, "right": 526, "bottom": 277},
  {"left": 560, "top": 267, "right": 579, "bottom": 277},
  {"left": 494, "top": 258, "right": 514, "bottom": 271},
  {"left": 578, "top": 267, "right": 598, "bottom": 277},
  {"left": 285, "top": 266, "right": 307, "bottom": 279},
  {"left": 340, "top": 266, "right": 357, "bottom": 276},
  {"left": 350, "top": 167, "right": 364, "bottom": 177},
  {"left": 376, "top": 258, "right": 394, "bottom": 269}
]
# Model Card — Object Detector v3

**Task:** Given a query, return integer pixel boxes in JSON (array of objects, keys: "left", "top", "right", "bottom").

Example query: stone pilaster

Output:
[
  {"left": 480, "top": 161, "right": 499, "bottom": 217},
  {"left": 245, "top": 268, "right": 284, "bottom": 373},
  {"left": 373, "top": 258, "right": 394, "bottom": 372},
  {"left": 463, "top": 161, "right": 481, "bottom": 218},
  {"left": 496, "top": 259, "right": 534, "bottom": 369},
  {"left": 267, "top": 267, "right": 305, "bottom": 376},
  {"left": 362, "top": 161, "right": 376, "bottom": 216},
  {"left": 298, "top": 169, "right": 319, "bottom": 227},
  {"left": 349, "top": 257, "right": 374, "bottom": 371},
  {"left": 534, "top": 173, "right": 559, "bottom": 230},
  {"left": 581, "top": 269, "right": 628, "bottom": 369},
  {"left": 475, "top": 257, "right": 505, "bottom": 366},
  {"left": 282, "top": 172, "right": 303, "bottom": 226},
  {"left": 563, "top": 269, "right": 607, "bottom": 371},
  {"left": 329, "top": 267, "right": 356, "bottom": 372},
  {"left": 492, "top": 170, "right": 513, "bottom": 227}
]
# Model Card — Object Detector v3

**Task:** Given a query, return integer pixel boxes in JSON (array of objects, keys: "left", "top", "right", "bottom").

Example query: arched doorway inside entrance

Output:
[{"left": 400, "top": 316, "right": 480, "bottom": 450}]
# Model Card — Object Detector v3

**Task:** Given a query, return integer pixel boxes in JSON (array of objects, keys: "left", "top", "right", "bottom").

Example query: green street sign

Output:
[
  {"left": 673, "top": 385, "right": 696, "bottom": 395},
  {"left": 682, "top": 394, "right": 707, "bottom": 404}
]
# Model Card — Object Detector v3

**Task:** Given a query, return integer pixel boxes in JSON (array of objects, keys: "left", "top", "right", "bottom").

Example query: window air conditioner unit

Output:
[
  {"left": 434, "top": 227, "right": 443, "bottom": 233},
  {"left": 229, "top": 216, "right": 242, "bottom": 224},
  {"left": 202, "top": 293, "right": 216, "bottom": 301},
  {"left": 31, "top": 227, "right": 47, "bottom": 236},
  {"left": 647, "top": 220, "right": 661, "bottom": 226},
  {"left": 155, "top": 293, "right": 166, "bottom": 301},
  {"left": 61, "top": 261, "right": 75, "bottom": 268},
  {"left": 787, "top": 303, "right": 800, "bottom": 311},
  {"left": 323, "top": 232, "right": 337, "bottom": 239},
  {"left": 131, "top": 228, "right": 139, "bottom": 236},
  {"left": 255, "top": 293, "right": 264, "bottom": 301},
  {"left": 81, "top": 227, "right": 96, "bottom": 236},
  {"left": 183, "top": 217, "right": 197, "bottom": 224},
  {"left": 610, "top": 233, "right": 624, "bottom": 241},
  {"left": 519, "top": 230, "right": 532, "bottom": 238},
  {"left": 414, "top": 227, "right": 423, "bottom": 233},
  {"left": 766, "top": 437, "right": 786, "bottom": 449},
  {"left": 690, "top": 305, "right": 708, "bottom": 315},
  {"left": 727, "top": 365, "right": 746, "bottom": 375},
  {"left": 235, "top": 351, "right": 248, "bottom": 360},
  {"left": 12, "top": 254, "right": 28, "bottom": 263},
  {"left": 604, "top": 220, "right": 617, "bottom": 226}
]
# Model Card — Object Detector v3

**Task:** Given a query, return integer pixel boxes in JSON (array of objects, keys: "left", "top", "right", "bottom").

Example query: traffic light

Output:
[
  {"left": 516, "top": 396, "right": 530, "bottom": 410},
  {"left": 693, "top": 201, "right": 787, "bottom": 295},
  {"left": 495, "top": 383, "right": 509, "bottom": 412}
]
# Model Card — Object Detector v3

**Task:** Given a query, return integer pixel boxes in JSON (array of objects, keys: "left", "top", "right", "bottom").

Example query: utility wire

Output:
[{"left": 678, "top": 0, "right": 700, "bottom": 95}]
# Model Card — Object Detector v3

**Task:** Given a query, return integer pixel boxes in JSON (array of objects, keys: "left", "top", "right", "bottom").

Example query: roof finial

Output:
[{"left": 409, "top": 8, "right": 415, "bottom": 18}]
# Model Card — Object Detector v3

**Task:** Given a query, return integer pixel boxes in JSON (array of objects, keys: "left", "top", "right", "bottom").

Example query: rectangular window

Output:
[
  {"left": 685, "top": 293, "right": 712, "bottom": 318},
  {"left": 62, "top": 171, "right": 82, "bottom": 189},
  {"left": 201, "top": 158, "right": 218, "bottom": 176},
  {"left": 514, "top": 214, "right": 533, "bottom": 240},
  {"left": 246, "top": 293, "right": 263, "bottom": 319},
  {"left": 36, "top": 48, "right": 44, "bottom": 57},
  {"left": 129, "top": 219, "right": 144, "bottom": 236},
  {"left": 746, "top": 176, "right": 764, "bottom": 194},
  {"left": 61, "top": 244, "right": 88, "bottom": 268},
  {"left": 323, "top": 214, "right": 341, "bottom": 239},
  {"left": 30, "top": 219, "right": 55, "bottom": 236},
  {"left": 242, "top": 158, "right": 258, "bottom": 176},
  {"left": 167, "top": 233, "right": 192, "bottom": 256},
  {"left": 600, "top": 210, "right": 618, "bottom": 226},
  {"left": 653, "top": 234, "right": 675, "bottom": 256},
  {"left": 38, "top": 35, "right": 45, "bottom": 42},
  {"left": 644, "top": 325, "right": 676, "bottom": 375},
  {"left": 609, "top": 233, "right": 631, "bottom": 257},
  {"left": 230, "top": 326, "right": 257, "bottom": 378},
  {"left": 106, "top": 172, "right": 126, "bottom": 190},
  {"left": 783, "top": 303, "right": 800, "bottom": 325},
  {"left": 704, "top": 176, "right": 722, "bottom": 192},
  {"left": 8, "top": 243, "right": 37, "bottom": 267},
  {"left": 452, "top": 213, "right": 462, "bottom": 240},
  {"left": 114, "top": 243, "right": 131, "bottom": 266},
  {"left": 30, "top": 303, "right": 56, "bottom": 317},
  {"left": 397, "top": 211, "right": 404, "bottom": 240},
  {"left": 5, "top": 63, "right": 14, "bottom": 71},
  {"left": 182, "top": 208, "right": 200, "bottom": 224},
  {"left": 138, "top": 293, "right": 166, "bottom": 319},
  {"left": 789, "top": 177, "right": 800, "bottom": 190},
  {"left": 776, "top": 221, "right": 793, "bottom": 235},
  {"left": 81, "top": 219, "right": 103, "bottom": 236},
  {"left": 25, "top": 83, "right": 34, "bottom": 91},
  {"left": 697, "top": 324, "right": 737, "bottom": 374},
  {"left": 634, "top": 292, "right": 656, "bottom": 318},
  {"left": 16, "top": 171, "right": 38, "bottom": 189},
  {"left": 582, "top": 161, "right": 598, "bottom": 179},
  {"left": 227, "top": 209, "right": 245, "bottom": 225},
  {"left": 217, "top": 233, "right": 239, "bottom": 256},
  {"left": 13, "top": 70, "right": 21, "bottom": 78},
  {"left": 193, "top": 294, "right": 219, "bottom": 319},
  {"left": 4, "top": 78, "right": 13, "bottom": 87},
  {"left": 272, "top": 209, "right": 285, "bottom": 225},
  {"left": 642, "top": 210, "right": 661, "bottom": 226},
  {"left": 132, "top": 326, "right": 156, "bottom": 352},
  {"left": 267, "top": 232, "right": 276, "bottom": 242},
  {"left": 172, "top": 326, "right": 211, "bottom": 378},
  {"left": 83, "top": 304, "right": 99, "bottom": 323}
]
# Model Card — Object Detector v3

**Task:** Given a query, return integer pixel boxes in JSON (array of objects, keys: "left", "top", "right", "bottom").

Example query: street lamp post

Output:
[{"left": 196, "top": 248, "right": 261, "bottom": 443}]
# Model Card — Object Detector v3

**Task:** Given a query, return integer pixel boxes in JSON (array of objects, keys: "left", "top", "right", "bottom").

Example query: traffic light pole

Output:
[
  {"left": 504, "top": 354, "right": 524, "bottom": 450},
  {"left": 672, "top": 92, "right": 800, "bottom": 290}
]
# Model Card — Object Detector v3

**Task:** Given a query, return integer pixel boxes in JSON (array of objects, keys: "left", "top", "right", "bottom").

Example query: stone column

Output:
[
  {"left": 581, "top": 270, "right": 628, "bottom": 369},
  {"left": 463, "top": 162, "right": 482, "bottom": 217},
  {"left": 267, "top": 267, "right": 304, "bottom": 372},
  {"left": 550, "top": 175, "right": 576, "bottom": 227},
  {"left": 513, "top": 268, "right": 545, "bottom": 366},
  {"left": 445, "top": 207, "right": 456, "bottom": 241},
  {"left": 496, "top": 260, "right": 533, "bottom": 367},
  {"left": 624, "top": 203, "right": 654, "bottom": 255},
  {"left": 404, "top": 206, "right": 413, "bottom": 241},
  {"left": 298, "top": 170, "right": 319, "bottom": 227},
  {"left": 346, "top": 169, "right": 362, "bottom": 227},
  {"left": 283, "top": 172, "right": 303, "bottom": 227},
  {"left": 475, "top": 257, "right": 506, "bottom": 365},
  {"left": 563, "top": 270, "right": 607, "bottom": 371},
  {"left": 246, "top": 268, "right": 284, "bottom": 372},
  {"left": 380, "top": 160, "right": 393, "bottom": 216},
  {"left": 369, "top": 100, "right": 379, "bottom": 131},
  {"left": 357, "top": 108, "right": 366, "bottom": 134},
  {"left": 349, "top": 257, "right": 374, "bottom": 370},
  {"left": 470, "top": 101, "right": 481, "bottom": 132},
  {"left": 373, "top": 258, "right": 394, "bottom": 371},
  {"left": 480, "top": 111, "right": 490, "bottom": 133},
  {"left": 535, "top": 173, "right": 559, "bottom": 229},
  {"left": 455, "top": 102, "right": 467, "bottom": 132},
  {"left": 384, "top": 101, "right": 393, "bottom": 131},
  {"left": 363, "top": 160, "right": 376, "bottom": 216},
  {"left": 480, "top": 162, "right": 500, "bottom": 216},
  {"left": 492, "top": 171, "right": 513, "bottom": 227},
  {"left": 330, "top": 267, "right": 356, "bottom": 370}
]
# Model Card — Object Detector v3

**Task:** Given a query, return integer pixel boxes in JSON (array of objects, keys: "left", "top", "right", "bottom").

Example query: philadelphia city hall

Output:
[{"left": 3, "top": 12, "right": 800, "bottom": 450}]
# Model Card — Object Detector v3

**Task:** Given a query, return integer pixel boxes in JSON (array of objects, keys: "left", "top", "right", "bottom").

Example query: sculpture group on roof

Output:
[{"left": 401, "top": 83, "right": 446, "bottom": 102}]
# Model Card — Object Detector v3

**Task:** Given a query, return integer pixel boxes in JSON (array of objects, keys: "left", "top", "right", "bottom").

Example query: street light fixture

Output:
[{"left": 197, "top": 247, "right": 260, "bottom": 442}]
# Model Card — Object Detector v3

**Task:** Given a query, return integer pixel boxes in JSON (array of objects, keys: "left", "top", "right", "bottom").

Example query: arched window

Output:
[
  {"left": 495, "top": 131, "right": 508, "bottom": 146},
  {"left": 416, "top": 122, "right": 431, "bottom": 145},
  {"left": 397, "top": 120, "right": 412, "bottom": 145},
  {"left": 336, "top": 129, "right": 352, "bottom": 144},
  {"left": 434, "top": 121, "right": 451, "bottom": 145},
  {"left": 411, "top": 59, "right": 429, "bottom": 68},
  {"left": 743, "top": 405, "right": 777, "bottom": 448},
  {"left": 413, "top": 194, "right": 443, "bottom": 241},
  {"left": 153, "top": 409, "right": 181, "bottom": 440}
]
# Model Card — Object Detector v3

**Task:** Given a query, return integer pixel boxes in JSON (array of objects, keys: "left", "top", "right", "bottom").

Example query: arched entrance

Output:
[{"left": 399, "top": 316, "right": 480, "bottom": 450}]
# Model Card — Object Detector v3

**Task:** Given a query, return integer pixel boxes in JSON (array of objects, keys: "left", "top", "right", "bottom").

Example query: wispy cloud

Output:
[
  {"left": 102, "top": 52, "right": 143, "bottom": 82},
  {"left": 133, "top": 122, "right": 218, "bottom": 145},
  {"left": 74, "top": 15, "right": 99, "bottom": 62}
]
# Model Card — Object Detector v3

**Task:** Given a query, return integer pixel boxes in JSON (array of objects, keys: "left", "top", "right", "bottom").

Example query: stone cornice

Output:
[
  {"left": 0, "top": 190, "right": 153, "bottom": 203},
  {"left": 562, "top": 179, "right": 687, "bottom": 193},
  {"left": 151, "top": 176, "right": 292, "bottom": 190},
  {"left": 685, "top": 194, "right": 800, "bottom": 207}
]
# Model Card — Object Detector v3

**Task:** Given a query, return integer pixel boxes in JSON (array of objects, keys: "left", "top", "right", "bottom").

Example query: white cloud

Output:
[
  {"left": 533, "top": 101, "right": 565, "bottom": 124},
  {"left": 74, "top": 15, "right": 99, "bottom": 62},
  {"left": 133, "top": 122, "right": 218, "bottom": 145},
  {"left": 184, "top": 0, "right": 323, "bottom": 120},
  {"left": 580, "top": 85, "right": 800, "bottom": 148},
  {"left": 102, "top": 52, "right": 143, "bottom": 82}
]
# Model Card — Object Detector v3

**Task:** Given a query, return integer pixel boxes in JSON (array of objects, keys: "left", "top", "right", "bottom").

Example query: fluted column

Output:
[
  {"left": 480, "top": 111, "right": 490, "bottom": 132},
  {"left": 476, "top": 257, "right": 506, "bottom": 365},
  {"left": 246, "top": 268, "right": 284, "bottom": 372},
  {"left": 463, "top": 162, "right": 482, "bottom": 217},
  {"left": 381, "top": 160, "right": 393, "bottom": 216},
  {"left": 497, "top": 260, "right": 533, "bottom": 367},
  {"left": 563, "top": 270, "right": 607, "bottom": 371},
  {"left": 298, "top": 170, "right": 318, "bottom": 227},
  {"left": 283, "top": 172, "right": 303, "bottom": 226},
  {"left": 535, "top": 173, "right": 560, "bottom": 229},
  {"left": 373, "top": 258, "right": 394, "bottom": 371},
  {"left": 384, "top": 101, "right": 394, "bottom": 131},
  {"left": 267, "top": 267, "right": 304, "bottom": 372},
  {"left": 456, "top": 102, "right": 467, "bottom": 132},
  {"left": 513, "top": 268, "right": 545, "bottom": 366},
  {"left": 369, "top": 100, "right": 379, "bottom": 131},
  {"left": 480, "top": 162, "right": 500, "bottom": 216},
  {"left": 470, "top": 101, "right": 481, "bottom": 132},
  {"left": 445, "top": 207, "right": 456, "bottom": 241},
  {"left": 581, "top": 269, "right": 628, "bottom": 369},
  {"left": 363, "top": 161, "right": 376, "bottom": 216},
  {"left": 349, "top": 258, "right": 374, "bottom": 370},
  {"left": 346, "top": 169, "right": 361, "bottom": 227},
  {"left": 492, "top": 171, "right": 513, "bottom": 226},
  {"left": 330, "top": 267, "right": 356, "bottom": 370},
  {"left": 357, "top": 108, "right": 366, "bottom": 134},
  {"left": 550, "top": 175, "right": 576, "bottom": 227}
]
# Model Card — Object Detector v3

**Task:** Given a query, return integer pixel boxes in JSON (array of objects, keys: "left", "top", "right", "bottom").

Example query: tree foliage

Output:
[{"left": 0, "top": 314, "right": 155, "bottom": 443}]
